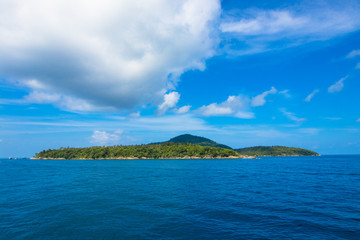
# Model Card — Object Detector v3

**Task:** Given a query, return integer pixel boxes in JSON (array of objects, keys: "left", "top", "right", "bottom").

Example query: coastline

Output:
[
  {"left": 31, "top": 155, "right": 256, "bottom": 160},
  {"left": 30, "top": 155, "right": 321, "bottom": 160}
]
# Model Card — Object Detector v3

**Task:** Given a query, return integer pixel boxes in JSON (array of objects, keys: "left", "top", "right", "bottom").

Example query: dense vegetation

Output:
[
  {"left": 34, "top": 143, "right": 240, "bottom": 159},
  {"left": 236, "top": 146, "right": 319, "bottom": 156},
  {"left": 34, "top": 134, "right": 320, "bottom": 159},
  {"left": 154, "top": 134, "right": 232, "bottom": 149}
]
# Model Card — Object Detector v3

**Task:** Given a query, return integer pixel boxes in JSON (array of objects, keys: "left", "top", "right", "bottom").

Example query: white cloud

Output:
[
  {"left": 196, "top": 95, "right": 254, "bottom": 118},
  {"left": 328, "top": 76, "right": 348, "bottom": 93},
  {"left": 176, "top": 105, "right": 191, "bottom": 114},
  {"left": 221, "top": 10, "right": 307, "bottom": 35},
  {"left": 235, "top": 111, "right": 255, "bottom": 119},
  {"left": 196, "top": 87, "right": 280, "bottom": 118},
  {"left": 23, "top": 90, "right": 114, "bottom": 112},
  {"left": 305, "top": 89, "right": 319, "bottom": 102},
  {"left": 24, "top": 91, "right": 61, "bottom": 103},
  {"left": 251, "top": 87, "right": 277, "bottom": 107},
  {"left": 157, "top": 91, "right": 180, "bottom": 114},
  {"left": 346, "top": 49, "right": 360, "bottom": 58},
  {"left": 0, "top": 90, "right": 105, "bottom": 112},
  {"left": 22, "top": 79, "right": 47, "bottom": 90},
  {"left": 0, "top": 0, "right": 220, "bottom": 111},
  {"left": 220, "top": 5, "right": 360, "bottom": 54},
  {"left": 280, "top": 108, "right": 307, "bottom": 122},
  {"left": 90, "top": 130, "right": 122, "bottom": 145},
  {"left": 197, "top": 103, "right": 233, "bottom": 116}
]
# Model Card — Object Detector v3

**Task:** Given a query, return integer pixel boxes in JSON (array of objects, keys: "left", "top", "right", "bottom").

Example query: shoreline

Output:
[
  {"left": 31, "top": 155, "right": 257, "bottom": 160},
  {"left": 29, "top": 155, "right": 321, "bottom": 160}
]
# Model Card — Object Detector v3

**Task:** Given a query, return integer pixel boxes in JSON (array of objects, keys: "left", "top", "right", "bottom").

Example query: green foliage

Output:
[
  {"left": 34, "top": 134, "right": 320, "bottom": 159},
  {"left": 35, "top": 143, "right": 240, "bottom": 159},
  {"left": 153, "top": 134, "right": 232, "bottom": 149},
  {"left": 236, "top": 146, "right": 319, "bottom": 156}
]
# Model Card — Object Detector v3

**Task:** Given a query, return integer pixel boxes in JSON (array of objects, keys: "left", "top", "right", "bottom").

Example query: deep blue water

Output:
[{"left": 0, "top": 155, "right": 359, "bottom": 240}]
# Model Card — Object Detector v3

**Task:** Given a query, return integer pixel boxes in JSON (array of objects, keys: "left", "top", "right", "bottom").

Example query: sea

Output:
[{"left": 0, "top": 155, "right": 359, "bottom": 240}]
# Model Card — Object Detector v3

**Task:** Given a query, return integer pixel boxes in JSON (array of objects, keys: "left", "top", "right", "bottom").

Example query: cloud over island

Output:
[
  {"left": 1, "top": 0, "right": 360, "bottom": 113},
  {"left": 0, "top": 0, "right": 221, "bottom": 111}
]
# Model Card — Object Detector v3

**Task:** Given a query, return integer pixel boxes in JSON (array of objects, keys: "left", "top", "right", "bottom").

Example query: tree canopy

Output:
[
  {"left": 35, "top": 143, "right": 240, "bottom": 159},
  {"left": 152, "top": 134, "right": 232, "bottom": 149},
  {"left": 235, "top": 146, "right": 319, "bottom": 156},
  {"left": 34, "top": 134, "right": 319, "bottom": 159}
]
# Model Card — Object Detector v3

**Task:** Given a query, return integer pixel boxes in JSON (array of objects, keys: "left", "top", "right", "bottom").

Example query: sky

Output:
[{"left": 1, "top": 0, "right": 360, "bottom": 157}]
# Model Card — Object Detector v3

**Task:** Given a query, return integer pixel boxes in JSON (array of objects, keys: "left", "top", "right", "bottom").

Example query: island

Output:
[
  {"left": 235, "top": 146, "right": 319, "bottom": 156},
  {"left": 34, "top": 143, "right": 243, "bottom": 159},
  {"left": 33, "top": 134, "right": 319, "bottom": 159}
]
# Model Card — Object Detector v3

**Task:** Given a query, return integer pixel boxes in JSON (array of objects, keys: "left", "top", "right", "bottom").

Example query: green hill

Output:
[
  {"left": 236, "top": 146, "right": 319, "bottom": 156},
  {"left": 33, "top": 134, "right": 320, "bottom": 159},
  {"left": 164, "top": 134, "right": 232, "bottom": 149},
  {"left": 34, "top": 143, "right": 241, "bottom": 159}
]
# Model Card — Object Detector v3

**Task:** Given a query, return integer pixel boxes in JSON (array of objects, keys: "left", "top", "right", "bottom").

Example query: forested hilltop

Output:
[
  {"left": 152, "top": 134, "right": 232, "bottom": 149},
  {"left": 236, "top": 146, "right": 319, "bottom": 156},
  {"left": 34, "top": 143, "right": 242, "bottom": 159}
]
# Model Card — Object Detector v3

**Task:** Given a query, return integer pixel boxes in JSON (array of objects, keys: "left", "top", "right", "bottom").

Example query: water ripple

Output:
[{"left": 0, "top": 156, "right": 359, "bottom": 239}]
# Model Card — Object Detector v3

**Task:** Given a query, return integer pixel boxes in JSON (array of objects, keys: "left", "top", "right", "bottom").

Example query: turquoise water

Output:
[{"left": 1, "top": 156, "right": 359, "bottom": 239}]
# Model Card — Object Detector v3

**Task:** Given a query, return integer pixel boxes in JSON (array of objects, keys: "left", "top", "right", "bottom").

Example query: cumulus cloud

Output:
[
  {"left": 280, "top": 108, "right": 307, "bottom": 122},
  {"left": 196, "top": 95, "right": 254, "bottom": 118},
  {"left": 220, "top": 4, "right": 360, "bottom": 54},
  {"left": 176, "top": 105, "right": 191, "bottom": 114},
  {"left": 157, "top": 92, "right": 180, "bottom": 114},
  {"left": 197, "top": 104, "right": 233, "bottom": 116},
  {"left": 0, "top": 0, "right": 220, "bottom": 111},
  {"left": 328, "top": 76, "right": 348, "bottom": 93},
  {"left": 196, "top": 87, "right": 280, "bottom": 118},
  {"left": 90, "top": 130, "right": 123, "bottom": 145},
  {"left": 305, "top": 89, "right": 319, "bottom": 102},
  {"left": 251, "top": 87, "right": 277, "bottom": 107}
]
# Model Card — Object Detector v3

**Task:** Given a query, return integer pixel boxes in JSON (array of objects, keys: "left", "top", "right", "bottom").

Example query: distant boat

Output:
[{"left": 8, "top": 157, "right": 12, "bottom": 160}]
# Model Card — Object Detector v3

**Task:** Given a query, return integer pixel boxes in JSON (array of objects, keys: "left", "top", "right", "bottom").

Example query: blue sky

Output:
[{"left": 1, "top": 0, "right": 360, "bottom": 157}]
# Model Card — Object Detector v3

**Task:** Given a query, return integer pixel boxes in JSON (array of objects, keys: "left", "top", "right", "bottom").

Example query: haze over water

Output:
[{"left": 1, "top": 155, "right": 359, "bottom": 240}]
